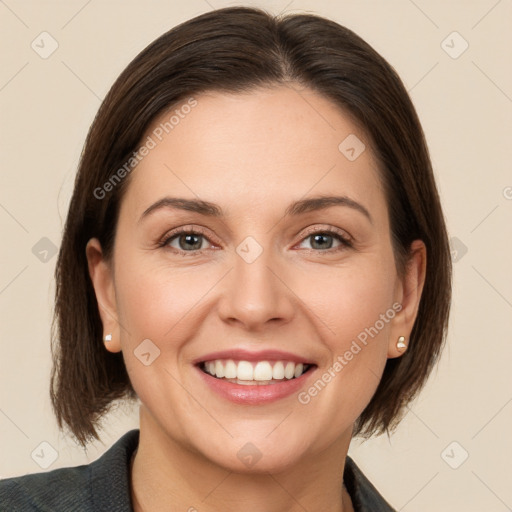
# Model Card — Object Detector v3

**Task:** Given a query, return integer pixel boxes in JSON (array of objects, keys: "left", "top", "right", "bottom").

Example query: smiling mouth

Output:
[{"left": 197, "top": 359, "right": 316, "bottom": 385}]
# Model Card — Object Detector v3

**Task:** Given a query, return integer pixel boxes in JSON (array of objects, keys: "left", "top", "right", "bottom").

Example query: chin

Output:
[{"left": 198, "top": 434, "right": 310, "bottom": 475}]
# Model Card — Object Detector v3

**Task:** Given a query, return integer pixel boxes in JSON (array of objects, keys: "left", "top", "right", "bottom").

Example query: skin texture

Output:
[{"left": 86, "top": 85, "right": 426, "bottom": 512}]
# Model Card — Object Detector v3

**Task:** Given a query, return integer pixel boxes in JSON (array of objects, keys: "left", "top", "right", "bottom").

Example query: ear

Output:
[
  {"left": 388, "top": 239, "right": 427, "bottom": 358},
  {"left": 85, "top": 238, "right": 122, "bottom": 353}
]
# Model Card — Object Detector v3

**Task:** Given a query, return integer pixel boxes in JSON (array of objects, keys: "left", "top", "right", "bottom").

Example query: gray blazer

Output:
[{"left": 0, "top": 429, "right": 396, "bottom": 511}]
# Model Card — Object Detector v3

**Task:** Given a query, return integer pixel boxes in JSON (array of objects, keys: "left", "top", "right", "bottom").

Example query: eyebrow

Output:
[{"left": 139, "top": 195, "right": 372, "bottom": 224}]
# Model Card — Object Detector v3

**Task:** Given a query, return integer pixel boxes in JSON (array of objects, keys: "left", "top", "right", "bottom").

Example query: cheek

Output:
[
  {"left": 296, "top": 259, "right": 396, "bottom": 394},
  {"left": 112, "top": 258, "right": 198, "bottom": 404},
  {"left": 115, "top": 261, "right": 209, "bottom": 340},
  {"left": 297, "top": 259, "right": 397, "bottom": 345},
  {"left": 293, "top": 266, "right": 396, "bottom": 434}
]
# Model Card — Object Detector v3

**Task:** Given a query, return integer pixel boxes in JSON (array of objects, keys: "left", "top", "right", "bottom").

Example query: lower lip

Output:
[{"left": 195, "top": 365, "right": 317, "bottom": 405}]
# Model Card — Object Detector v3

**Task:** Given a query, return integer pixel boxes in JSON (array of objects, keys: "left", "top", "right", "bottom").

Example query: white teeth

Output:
[
  {"left": 215, "top": 360, "right": 225, "bottom": 378},
  {"left": 202, "top": 359, "right": 310, "bottom": 381},
  {"left": 224, "top": 359, "right": 238, "bottom": 379},
  {"left": 253, "top": 361, "right": 273, "bottom": 381},
  {"left": 237, "top": 361, "right": 253, "bottom": 381},
  {"left": 284, "top": 362, "right": 295, "bottom": 379},
  {"left": 272, "top": 361, "right": 285, "bottom": 379}
]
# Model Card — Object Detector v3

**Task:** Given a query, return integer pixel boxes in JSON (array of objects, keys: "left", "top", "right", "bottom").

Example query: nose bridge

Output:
[{"left": 217, "top": 237, "right": 295, "bottom": 329}]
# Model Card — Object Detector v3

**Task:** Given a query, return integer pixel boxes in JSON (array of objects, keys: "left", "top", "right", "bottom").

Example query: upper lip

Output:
[{"left": 193, "top": 348, "right": 316, "bottom": 365}]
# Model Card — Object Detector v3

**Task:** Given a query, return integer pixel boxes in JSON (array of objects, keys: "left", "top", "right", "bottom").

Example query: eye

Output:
[
  {"left": 158, "top": 225, "right": 352, "bottom": 255},
  {"left": 160, "top": 227, "right": 215, "bottom": 254},
  {"left": 296, "top": 228, "right": 352, "bottom": 252}
]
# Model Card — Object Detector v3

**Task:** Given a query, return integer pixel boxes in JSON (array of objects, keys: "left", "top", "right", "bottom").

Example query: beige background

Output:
[{"left": 1, "top": 0, "right": 511, "bottom": 510}]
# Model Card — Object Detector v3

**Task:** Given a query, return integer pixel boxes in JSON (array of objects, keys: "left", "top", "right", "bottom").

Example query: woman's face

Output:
[{"left": 87, "top": 85, "right": 424, "bottom": 473}]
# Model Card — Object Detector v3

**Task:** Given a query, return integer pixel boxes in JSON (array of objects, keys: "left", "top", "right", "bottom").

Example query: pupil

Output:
[
  {"left": 180, "top": 234, "right": 202, "bottom": 250},
  {"left": 311, "top": 234, "right": 332, "bottom": 250}
]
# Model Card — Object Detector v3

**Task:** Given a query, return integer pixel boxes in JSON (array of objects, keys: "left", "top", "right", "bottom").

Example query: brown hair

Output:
[{"left": 50, "top": 6, "right": 451, "bottom": 447}]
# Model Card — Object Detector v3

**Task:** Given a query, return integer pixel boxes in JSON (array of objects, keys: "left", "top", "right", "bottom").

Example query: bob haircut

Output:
[{"left": 50, "top": 6, "right": 452, "bottom": 447}]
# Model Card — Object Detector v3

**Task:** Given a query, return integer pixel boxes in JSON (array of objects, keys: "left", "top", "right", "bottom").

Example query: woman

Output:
[{"left": 0, "top": 6, "right": 451, "bottom": 511}]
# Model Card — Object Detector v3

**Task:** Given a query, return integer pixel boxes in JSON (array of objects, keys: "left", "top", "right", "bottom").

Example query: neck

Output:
[{"left": 130, "top": 407, "right": 354, "bottom": 512}]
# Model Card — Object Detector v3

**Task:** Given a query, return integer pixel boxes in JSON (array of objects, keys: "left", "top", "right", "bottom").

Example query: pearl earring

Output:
[
  {"left": 104, "top": 333, "right": 112, "bottom": 343},
  {"left": 396, "top": 336, "right": 407, "bottom": 350}
]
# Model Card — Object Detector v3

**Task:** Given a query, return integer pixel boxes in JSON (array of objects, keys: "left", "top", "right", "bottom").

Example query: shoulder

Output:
[
  {"left": 0, "top": 463, "right": 91, "bottom": 512},
  {"left": 0, "top": 429, "right": 139, "bottom": 512},
  {"left": 344, "top": 455, "right": 396, "bottom": 512}
]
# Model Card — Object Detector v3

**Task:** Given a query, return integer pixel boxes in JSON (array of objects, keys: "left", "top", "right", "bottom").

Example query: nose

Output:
[{"left": 216, "top": 244, "right": 296, "bottom": 331}]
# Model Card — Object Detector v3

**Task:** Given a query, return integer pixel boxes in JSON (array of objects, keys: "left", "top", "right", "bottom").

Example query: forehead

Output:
[{"left": 120, "top": 86, "right": 386, "bottom": 224}]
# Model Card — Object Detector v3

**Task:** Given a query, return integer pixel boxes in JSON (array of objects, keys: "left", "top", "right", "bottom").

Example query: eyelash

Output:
[{"left": 157, "top": 225, "right": 353, "bottom": 256}]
